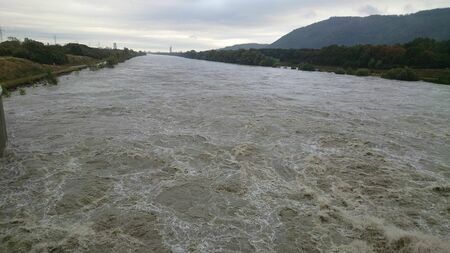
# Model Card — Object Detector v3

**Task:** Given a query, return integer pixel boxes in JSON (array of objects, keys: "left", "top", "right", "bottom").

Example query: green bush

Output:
[
  {"left": 299, "top": 63, "right": 315, "bottom": 71},
  {"left": 381, "top": 67, "right": 419, "bottom": 81},
  {"left": 1, "top": 86, "right": 11, "bottom": 97},
  {"left": 355, "top": 68, "right": 370, "bottom": 76},
  {"left": 259, "top": 57, "right": 277, "bottom": 67},
  {"left": 19, "top": 88, "right": 26, "bottom": 95},
  {"left": 334, "top": 68, "right": 346, "bottom": 75},
  {"left": 345, "top": 68, "right": 355, "bottom": 75},
  {"left": 106, "top": 55, "right": 119, "bottom": 68},
  {"left": 436, "top": 74, "right": 450, "bottom": 85},
  {"left": 45, "top": 70, "right": 58, "bottom": 85}
]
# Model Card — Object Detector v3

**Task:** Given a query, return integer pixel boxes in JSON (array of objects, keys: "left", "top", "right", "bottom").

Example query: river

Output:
[{"left": 1, "top": 54, "right": 449, "bottom": 252}]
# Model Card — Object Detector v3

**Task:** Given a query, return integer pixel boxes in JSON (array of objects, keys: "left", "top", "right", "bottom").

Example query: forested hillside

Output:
[
  {"left": 270, "top": 8, "right": 450, "bottom": 49},
  {"left": 220, "top": 43, "right": 269, "bottom": 50}
]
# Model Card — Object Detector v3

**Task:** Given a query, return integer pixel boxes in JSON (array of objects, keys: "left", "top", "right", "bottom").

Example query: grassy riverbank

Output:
[
  {"left": 0, "top": 57, "right": 91, "bottom": 90},
  {"left": 0, "top": 57, "right": 90, "bottom": 89},
  {"left": 0, "top": 38, "right": 146, "bottom": 92}
]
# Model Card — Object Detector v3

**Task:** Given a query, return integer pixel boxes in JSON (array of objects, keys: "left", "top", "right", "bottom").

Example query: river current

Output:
[{"left": 1, "top": 55, "right": 449, "bottom": 252}]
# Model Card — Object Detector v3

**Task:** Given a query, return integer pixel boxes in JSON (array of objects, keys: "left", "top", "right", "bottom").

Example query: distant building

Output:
[
  {"left": 113, "top": 43, "right": 117, "bottom": 50},
  {"left": 170, "top": 46, "right": 172, "bottom": 54}
]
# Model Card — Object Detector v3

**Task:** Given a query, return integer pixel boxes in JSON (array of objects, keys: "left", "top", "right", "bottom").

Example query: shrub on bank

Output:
[
  {"left": 345, "top": 68, "right": 355, "bottom": 75},
  {"left": 19, "top": 88, "right": 26, "bottom": 95},
  {"left": 45, "top": 70, "right": 58, "bottom": 85},
  {"left": 1, "top": 86, "right": 11, "bottom": 97},
  {"left": 106, "top": 55, "right": 119, "bottom": 68},
  {"left": 355, "top": 68, "right": 370, "bottom": 76},
  {"left": 259, "top": 57, "right": 278, "bottom": 67},
  {"left": 334, "top": 68, "right": 346, "bottom": 75},
  {"left": 436, "top": 73, "right": 450, "bottom": 85},
  {"left": 299, "top": 63, "right": 315, "bottom": 71},
  {"left": 382, "top": 67, "right": 419, "bottom": 81}
]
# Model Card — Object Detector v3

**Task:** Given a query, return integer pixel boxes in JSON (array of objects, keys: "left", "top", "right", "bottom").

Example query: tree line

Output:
[
  {"left": 0, "top": 38, "right": 146, "bottom": 65},
  {"left": 180, "top": 38, "right": 450, "bottom": 70}
]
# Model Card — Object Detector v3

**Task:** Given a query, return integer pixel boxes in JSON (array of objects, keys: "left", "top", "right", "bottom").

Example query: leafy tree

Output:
[{"left": 382, "top": 67, "right": 419, "bottom": 81}]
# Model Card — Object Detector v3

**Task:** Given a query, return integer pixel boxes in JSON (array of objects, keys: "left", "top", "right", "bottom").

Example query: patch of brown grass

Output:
[{"left": 0, "top": 57, "right": 46, "bottom": 82}]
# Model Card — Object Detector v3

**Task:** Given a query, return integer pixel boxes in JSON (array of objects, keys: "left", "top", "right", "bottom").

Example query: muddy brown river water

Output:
[{"left": 1, "top": 55, "right": 449, "bottom": 252}]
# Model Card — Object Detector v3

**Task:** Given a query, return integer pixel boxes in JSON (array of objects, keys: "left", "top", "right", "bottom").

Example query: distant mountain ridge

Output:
[
  {"left": 269, "top": 8, "right": 450, "bottom": 49},
  {"left": 220, "top": 43, "right": 269, "bottom": 50}
]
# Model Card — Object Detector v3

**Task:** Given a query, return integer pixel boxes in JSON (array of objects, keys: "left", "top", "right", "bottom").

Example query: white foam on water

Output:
[{"left": 1, "top": 55, "right": 449, "bottom": 252}]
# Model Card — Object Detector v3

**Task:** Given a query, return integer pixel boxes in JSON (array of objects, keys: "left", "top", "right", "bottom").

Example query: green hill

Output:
[
  {"left": 270, "top": 8, "right": 450, "bottom": 49},
  {"left": 220, "top": 43, "right": 269, "bottom": 50}
]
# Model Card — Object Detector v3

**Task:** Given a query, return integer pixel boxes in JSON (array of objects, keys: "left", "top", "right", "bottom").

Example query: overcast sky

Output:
[{"left": 0, "top": 0, "right": 448, "bottom": 51}]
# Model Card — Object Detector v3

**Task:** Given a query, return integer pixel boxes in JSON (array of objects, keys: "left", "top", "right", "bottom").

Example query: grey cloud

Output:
[
  {"left": 0, "top": 0, "right": 448, "bottom": 51},
  {"left": 403, "top": 4, "right": 416, "bottom": 13},
  {"left": 359, "top": 5, "right": 382, "bottom": 15}
]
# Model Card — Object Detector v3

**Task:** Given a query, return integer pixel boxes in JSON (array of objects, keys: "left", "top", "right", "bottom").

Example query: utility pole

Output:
[
  {"left": 0, "top": 27, "right": 3, "bottom": 43},
  {"left": 170, "top": 46, "right": 172, "bottom": 54}
]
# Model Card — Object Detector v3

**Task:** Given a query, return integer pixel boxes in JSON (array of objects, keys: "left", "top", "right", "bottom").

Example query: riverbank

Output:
[
  {"left": 312, "top": 65, "right": 450, "bottom": 85},
  {"left": 0, "top": 57, "right": 90, "bottom": 89},
  {"left": 0, "top": 55, "right": 139, "bottom": 91},
  {"left": 172, "top": 39, "right": 450, "bottom": 85},
  {"left": 160, "top": 53, "right": 450, "bottom": 85},
  {"left": 0, "top": 39, "right": 146, "bottom": 92}
]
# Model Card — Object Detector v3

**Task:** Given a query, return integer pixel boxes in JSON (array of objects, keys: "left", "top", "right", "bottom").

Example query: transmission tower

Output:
[{"left": 0, "top": 27, "right": 3, "bottom": 42}]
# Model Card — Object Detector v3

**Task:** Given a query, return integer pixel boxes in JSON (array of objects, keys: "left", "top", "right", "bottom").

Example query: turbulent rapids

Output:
[{"left": 1, "top": 55, "right": 449, "bottom": 252}]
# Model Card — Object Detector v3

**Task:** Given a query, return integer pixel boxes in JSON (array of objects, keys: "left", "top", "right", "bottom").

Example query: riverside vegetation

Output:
[
  {"left": 0, "top": 38, "right": 146, "bottom": 94},
  {"left": 178, "top": 38, "right": 450, "bottom": 84}
]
